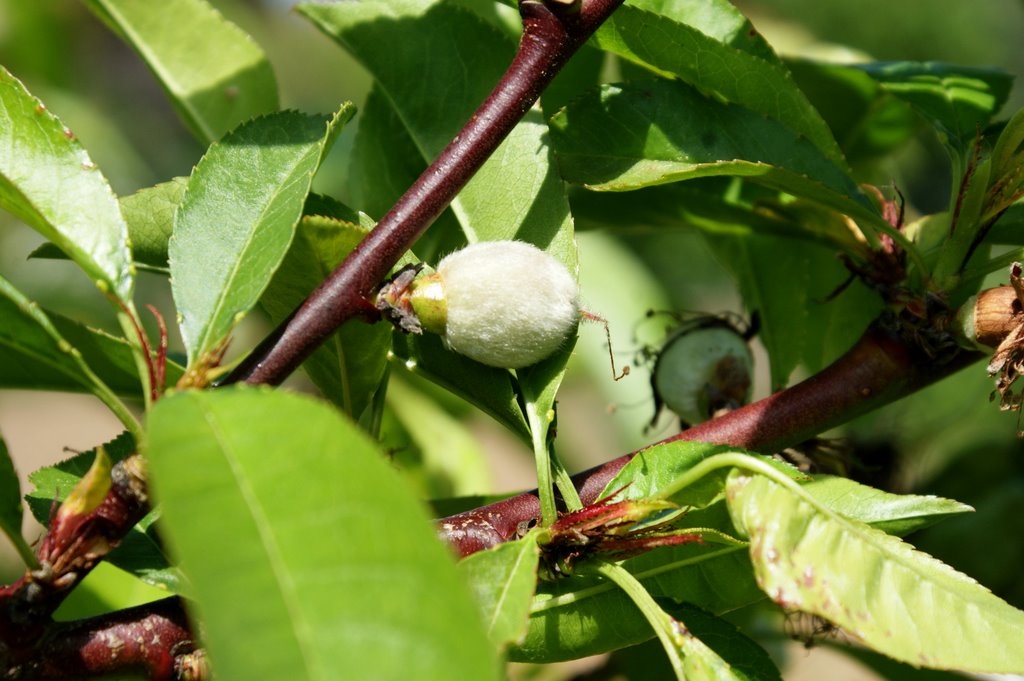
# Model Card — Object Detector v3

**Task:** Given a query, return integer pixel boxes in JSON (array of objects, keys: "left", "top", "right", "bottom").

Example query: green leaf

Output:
[
  {"left": 701, "top": 229, "right": 881, "bottom": 389},
  {"left": 661, "top": 603, "right": 782, "bottom": 681},
  {"left": 29, "top": 177, "right": 186, "bottom": 272},
  {"left": 390, "top": 333, "right": 530, "bottom": 440},
  {"left": 784, "top": 58, "right": 918, "bottom": 165},
  {"left": 0, "top": 435, "right": 34, "bottom": 566},
  {"left": 458, "top": 533, "right": 541, "bottom": 650},
  {"left": 594, "top": 6, "right": 846, "bottom": 166},
  {"left": 550, "top": 81, "right": 879, "bottom": 231},
  {"left": 146, "top": 387, "right": 500, "bottom": 681},
  {"left": 84, "top": 0, "right": 278, "bottom": 145},
  {"left": 299, "top": 0, "right": 577, "bottom": 271},
  {"left": 601, "top": 441, "right": 802, "bottom": 510},
  {"left": 32, "top": 181, "right": 363, "bottom": 273},
  {"left": 513, "top": 512, "right": 764, "bottom": 662},
  {"left": 855, "top": 62, "right": 1013, "bottom": 154},
  {"left": 25, "top": 433, "right": 136, "bottom": 524},
  {"left": 588, "top": 560, "right": 752, "bottom": 681},
  {"left": 348, "top": 86, "right": 465, "bottom": 264},
  {"left": 117, "top": 177, "right": 188, "bottom": 272},
  {"left": 615, "top": 0, "right": 779, "bottom": 63},
  {"left": 385, "top": 375, "right": 492, "bottom": 497},
  {"left": 727, "top": 472, "right": 1024, "bottom": 674},
  {"left": 604, "top": 442, "right": 971, "bottom": 536},
  {"left": 260, "top": 215, "right": 391, "bottom": 419},
  {"left": 170, "top": 105, "right": 354, "bottom": 365},
  {"left": 0, "top": 276, "right": 139, "bottom": 429},
  {"left": 801, "top": 476, "right": 973, "bottom": 536},
  {"left": 0, "top": 66, "right": 134, "bottom": 302}
]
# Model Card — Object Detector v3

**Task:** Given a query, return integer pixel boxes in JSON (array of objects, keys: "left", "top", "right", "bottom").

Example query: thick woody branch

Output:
[
  {"left": 1, "top": 597, "right": 198, "bottom": 681},
  {"left": 224, "top": 0, "right": 625, "bottom": 386},
  {"left": 439, "top": 321, "right": 985, "bottom": 556}
]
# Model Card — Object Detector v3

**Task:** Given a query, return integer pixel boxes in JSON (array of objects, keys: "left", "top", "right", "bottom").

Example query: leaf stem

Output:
[{"left": 584, "top": 560, "right": 687, "bottom": 677}]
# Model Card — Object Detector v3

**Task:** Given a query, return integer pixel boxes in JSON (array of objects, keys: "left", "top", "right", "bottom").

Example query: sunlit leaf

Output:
[
  {"left": 0, "top": 67, "right": 133, "bottom": 302},
  {"left": 727, "top": 472, "right": 1024, "bottom": 673},
  {"left": 84, "top": 0, "right": 278, "bottom": 144},
  {"left": 595, "top": 6, "right": 845, "bottom": 166},
  {"left": 550, "top": 81, "right": 879, "bottom": 231},
  {"left": 299, "top": 0, "right": 577, "bottom": 271},
  {"left": 458, "top": 533, "right": 541, "bottom": 649},
  {"left": 146, "top": 387, "right": 500, "bottom": 681},
  {"left": 261, "top": 215, "right": 391, "bottom": 419},
  {"left": 170, "top": 105, "right": 354, "bottom": 365}
]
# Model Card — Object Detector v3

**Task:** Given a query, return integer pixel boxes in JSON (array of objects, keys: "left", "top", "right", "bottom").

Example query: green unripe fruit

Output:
[
  {"left": 652, "top": 321, "right": 753, "bottom": 426},
  {"left": 403, "top": 241, "right": 580, "bottom": 369}
]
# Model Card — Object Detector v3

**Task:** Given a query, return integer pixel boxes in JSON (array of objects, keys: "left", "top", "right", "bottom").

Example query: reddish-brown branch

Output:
[
  {"left": 223, "top": 0, "right": 625, "bottom": 386},
  {"left": 1, "top": 598, "right": 197, "bottom": 681},
  {"left": 439, "top": 322, "right": 984, "bottom": 557},
  {"left": 0, "top": 455, "right": 149, "bottom": 652}
]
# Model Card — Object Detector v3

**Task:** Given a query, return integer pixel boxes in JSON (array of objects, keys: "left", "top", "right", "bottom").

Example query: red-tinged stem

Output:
[
  {"left": 1, "top": 598, "right": 197, "bottom": 681},
  {"left": 223, "top": 0, "right": 624, "bottom": 386},
  {"left": 439, "top": 321, "right": 984, "bottom": 557},
  {"left": 0, "top": 456, "right": 149, "bottom": 652}
]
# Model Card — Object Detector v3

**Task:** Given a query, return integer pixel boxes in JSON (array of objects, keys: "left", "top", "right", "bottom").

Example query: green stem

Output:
[
  {"left": 655, "top": 451, "right": 836, "bottom": 519},
  {"left": 523, "top": 383, "right": 582, "bottom": 526},
  {"left": 585, "top": 560, "right": 687, "bottom": 678},
  {"left": 524, "top": 397, "right": 557, "bottom": 526}
]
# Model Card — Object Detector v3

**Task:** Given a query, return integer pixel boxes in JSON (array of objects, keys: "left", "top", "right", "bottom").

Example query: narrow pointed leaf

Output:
[
  {"left": 615, "top": 0, "right": 779, "bottom": 63},
  {"left": 727, "top": 472, "right": 1024, "bottom": 673},
  {"left": 84, "top": 0, "right": 278, "bottom": 144},
  {"left": 550, "top": 81, "right": 879, "bottom": 230},
  {"left": 146, "top": 387, "right": 500, "bottom": 681},
  {"left": 801, "top": 476, "right": 973, "bottom": 536},
  {"left": 260, "top": 215, "right": 391, "bottom": 419},
  {"left": 595, "top": 6, "right": 846, "bottom": 166},
  {"left": 0, "top": 435, "right": 34, "bottom": 566},
  {"left": 0, "top": 67, "right": 133, "bottom": 302},
  {"left": 512, "top": 535, "right": 763, "bottom": 661},
  {"left": 170, "top": 105, "right": 354, "bottom": 364},
  {"left": 458, "top": 533, "right": 541, "bottom": 649}
]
